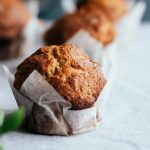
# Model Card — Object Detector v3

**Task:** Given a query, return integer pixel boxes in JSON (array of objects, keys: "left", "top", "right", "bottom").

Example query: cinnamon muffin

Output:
[
  {"left": 14, "top": 44, "right": 106, "bottom": 110},
  {"left": 0, "top": 0, "right": 29, "bottom": 60},
  {"left": 78, "top": 0, "right": 128, "bottom": 21},
  {"left": 44, "top": 4, "right": 115, "bottom": 46}
]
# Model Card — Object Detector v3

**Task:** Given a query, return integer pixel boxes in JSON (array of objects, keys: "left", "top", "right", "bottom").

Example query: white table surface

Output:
[{"left": 0, "top": 23, "right": 150, "bottom": 150}]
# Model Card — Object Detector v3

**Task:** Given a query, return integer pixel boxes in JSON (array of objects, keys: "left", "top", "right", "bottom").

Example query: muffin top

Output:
[
  {"left": 14, "top": 44, "right": 106, "bottom": 110},
  {"left": 78, "top": 0, "right": 128, "bottom": 21},
  {"left": 0, "top": 0, "right": 30, "bottom": 39},
  {"left": 44, "top": 4, "right": 115, "bottom": 45}
]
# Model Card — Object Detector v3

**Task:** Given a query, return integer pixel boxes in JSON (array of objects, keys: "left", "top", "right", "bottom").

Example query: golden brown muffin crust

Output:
[
  {"left": 78, "top": 4, "right": 116, "bottom": 44},
  {"left": 44, "top": 4, "right": 115, "bottom": 45},
  {"left": 78, "top": 0, "right": 128, "bottom": 21},
  {"left": 0, "top": 0, "right": 30, "bottom": 39},
  {"left": 14, "top": 44, "right": 106, "bottom": 110}
]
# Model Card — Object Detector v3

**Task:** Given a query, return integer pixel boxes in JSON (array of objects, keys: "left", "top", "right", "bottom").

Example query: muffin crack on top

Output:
[{"left": 14, "top": 44, "right": 106, "bottom": 110}]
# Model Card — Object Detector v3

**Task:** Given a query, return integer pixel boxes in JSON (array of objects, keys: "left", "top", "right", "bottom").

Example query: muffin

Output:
[
  {"left": 78, "top": 0, "right": 128, "bottom": 21},
  {"left": 44, "top": 4, "right": 115, "bottom": 46},
  {"left": 14, "top": 44, "right": 106, "bottom": 110},
  {"left": 0, "top": 0, "right": 29, "bottom": 60}
]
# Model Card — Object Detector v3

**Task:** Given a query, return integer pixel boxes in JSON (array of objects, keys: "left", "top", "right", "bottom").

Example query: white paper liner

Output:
[
  {"left": 4, "top": 66, "right": 102, "bottom": 135},
  {"left": 66, "top": 29, "right": 117, "bottom": 64},
  {"left": 115, "top": 0, "right": 146, "bottom": 47},
  {"left": 66, "top": 29, "right": 103, "bottom": 61}
]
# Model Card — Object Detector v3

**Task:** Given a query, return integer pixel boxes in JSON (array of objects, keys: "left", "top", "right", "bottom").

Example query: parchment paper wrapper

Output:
[
  {"left": 4, "top": 65, "right": 106, "bottom": 136},
  {"left": 115, "top": 0, "right": 146, "bottom": 47}
]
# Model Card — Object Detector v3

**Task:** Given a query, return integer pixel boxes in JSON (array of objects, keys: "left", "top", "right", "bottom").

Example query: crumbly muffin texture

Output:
[
  {"left": 14, "top": 44, "right": 106, "bottom": 110},
  {"left": 44, "top": 4, "right": 115, "bottom": 45}
]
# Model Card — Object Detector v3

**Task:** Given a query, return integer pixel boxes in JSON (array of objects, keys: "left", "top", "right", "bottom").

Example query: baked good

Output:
[
  {"left": 0, "top": 0, "right": 29, "bottom": 39},
  {"left": 44, "top": 4, "right": 115, "bottom": 45},
  {"left": 14, "top": 44, "right": 106, "bottom": 110},
  {"left": 78, "top": 0, "right": 128, "bottom": 21},
  {"left": 0, "top": 0, "right": 29, "bottom": 60}
]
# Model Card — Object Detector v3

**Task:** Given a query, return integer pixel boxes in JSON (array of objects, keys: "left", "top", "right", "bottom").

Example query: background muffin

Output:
[
  {"left": 78, "top": 0, "right": 128, "bottom": 21},
  {"left": 14, "top": 44, "right": 106, "bottom": 110},
  {"left": 0, "top": 0, "right": 29, "bottom": 60},
  {"left": 44, "top": 4, "right": 115, "bottom": 46}
]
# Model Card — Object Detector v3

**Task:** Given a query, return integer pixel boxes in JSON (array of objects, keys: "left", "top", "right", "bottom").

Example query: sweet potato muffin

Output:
[
  {"left": 0, "top": 0, "right": 29, "bottom": 60},
  {"left": 14, "top": 44, "right": 106, "bottom": 110},
  {"left": 44, "top": 4, "right": 115, "bottom": 45},
  {"left": 78, "top": 0, "right": 128, "bottom": 21}
]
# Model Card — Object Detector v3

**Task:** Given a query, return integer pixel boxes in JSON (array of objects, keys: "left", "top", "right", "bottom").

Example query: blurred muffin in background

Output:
[
  {"left": 78, "top": 0, "right": 128, "bottom": 21},
  {"left": 0, "top": 0, "right": 29, "bottom": 60},
  {"left": 44, "top": 4, "right": 115, "bottom": 46}
]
